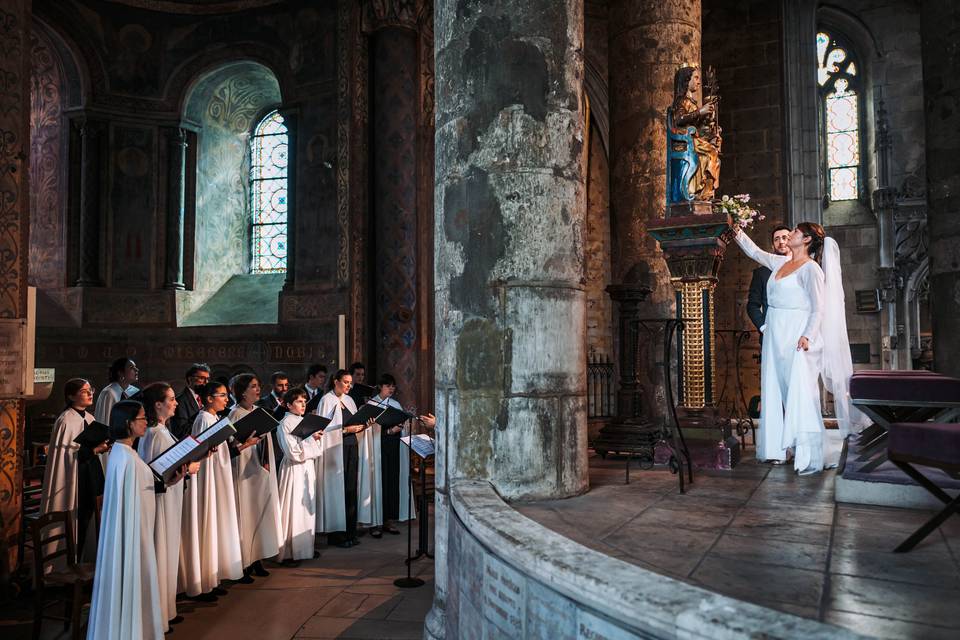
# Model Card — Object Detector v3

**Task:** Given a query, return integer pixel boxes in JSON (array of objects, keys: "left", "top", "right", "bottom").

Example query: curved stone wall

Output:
[{"left": 443, "top": 480, "right": 866, "bottom": 640}]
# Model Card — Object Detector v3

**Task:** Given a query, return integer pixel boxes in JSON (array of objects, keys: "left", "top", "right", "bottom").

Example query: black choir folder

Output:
[
  {"left": 72, "top": 421, "right": 112, "bottom": 448},
  {"left": 305, "top": 392, "right": 324, "bottom": 415},
  {"left": 148, "top": 417, "right": 236, "bottom": 483},
  {"left": 291, "top": 414, "right": 331, "bottom": 439},
  {"left": 367, "top": 401, "right": 415, "bottom": 429},
  {"left": 231, "top": 407, "right": 280, "bottom": 442}
]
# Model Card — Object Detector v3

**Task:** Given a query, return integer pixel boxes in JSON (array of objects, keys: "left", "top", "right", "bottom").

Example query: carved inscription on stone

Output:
[
  {"left": 482, "top": 555, "right": 525, "bottom": 637},
  {"left": 161, "top": 343, "right": 251, "bottom": 362},
  {"left": 267, "top": 342, "right": 332, "bottom": 363},
  {"left": 527, "top": 581, "right": 576, "bottom": 638},
  {"left": 577, "top": 610, "right": 638, "bottom": 640}
]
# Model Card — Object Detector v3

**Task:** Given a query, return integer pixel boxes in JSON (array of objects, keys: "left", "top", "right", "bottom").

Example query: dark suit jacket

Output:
[
  {"left": 747, "top": 265, "right": 772, "bottom": 332},
  {"left": 256, "top": 393, "right": 285, "bottom": 471},
  {"left": 170, "top": 387, "right": 201, "bottom": 440}
]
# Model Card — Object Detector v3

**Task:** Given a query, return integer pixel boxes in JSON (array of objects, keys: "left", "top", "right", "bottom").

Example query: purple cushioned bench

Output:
[
  {"left": 849, "top": 371, "right": 960, "bottom": 473},
  {"left": 887, "top": 421, "right": 960, "bottom": 552}
]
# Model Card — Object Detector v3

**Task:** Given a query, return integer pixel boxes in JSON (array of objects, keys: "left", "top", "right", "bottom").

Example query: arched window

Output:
[
  {"left": 817, "top": 30, "right": 861, "bottom": 202},
  {"left": 250, "top": 110, "right": 288, "bottom": 273}
]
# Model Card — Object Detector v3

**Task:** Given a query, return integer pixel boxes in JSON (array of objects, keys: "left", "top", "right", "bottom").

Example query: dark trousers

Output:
[
  {"left": 381, "top": 432, "right": 401, "bottom": 521},
  {"left": 330, "top": 435, "right": 359, "bottom": 543}
]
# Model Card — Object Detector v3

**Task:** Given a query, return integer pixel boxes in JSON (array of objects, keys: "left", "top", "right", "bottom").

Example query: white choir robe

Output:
[
  {"left": 228, "top": 405, "right": 281, "bottom": 567},
  {"left": 371, "top": 395, "right": 415, "bottom": 522},
  {"left": 86, "top": 443, "right": 164, "bottom": 640},
  {"left": 276, "top": 412, "right": 325, "bottom": 561},
  {"left": 314, "top": 391, "right": 352, "bottom": 533},
  {"left": 39, "top": 408, "right": 93, "bottom": 571},
  {"left": 138, "top": 424, "right": 183, "bottom": 631},
  {"left": 357, "top": 416, "right": 382, "bottom": 528},
  {"left": 179, "top": 410, "right": 243, "bottom": 596},
  {"left": 93, "top": 382, "right": 139, "bottom": 471}
]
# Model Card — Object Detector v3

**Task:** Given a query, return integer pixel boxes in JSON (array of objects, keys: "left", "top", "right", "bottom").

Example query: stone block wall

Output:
[{"left": 703, "top": 0, "right": 786, "bottom": 413}]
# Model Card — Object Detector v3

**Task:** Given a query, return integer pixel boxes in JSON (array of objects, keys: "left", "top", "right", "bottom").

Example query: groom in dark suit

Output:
[{"left": 746, "top": 224, "right": 792, "bottom": 334}]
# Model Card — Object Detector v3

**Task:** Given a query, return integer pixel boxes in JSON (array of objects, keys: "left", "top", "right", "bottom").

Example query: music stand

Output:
[{"left": 394, "top": 417, "right": 427, "bottom": 589}]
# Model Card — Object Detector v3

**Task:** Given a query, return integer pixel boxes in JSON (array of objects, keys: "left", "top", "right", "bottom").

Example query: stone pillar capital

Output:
[{"left": 361, "top": 0, "right": 424, "bottom": 33}]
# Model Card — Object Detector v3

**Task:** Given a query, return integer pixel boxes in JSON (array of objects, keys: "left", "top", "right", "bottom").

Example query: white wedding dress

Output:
[{"left": 735, "top": 231, "right": 832, "bottom": 474}]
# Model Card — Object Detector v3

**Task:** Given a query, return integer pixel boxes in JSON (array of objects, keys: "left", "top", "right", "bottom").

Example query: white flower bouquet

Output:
[{"left": 715, "top": 194, "right": 765, "bottom": 230}]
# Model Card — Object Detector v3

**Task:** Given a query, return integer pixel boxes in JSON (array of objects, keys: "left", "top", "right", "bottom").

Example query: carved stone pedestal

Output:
[{"left": 649, "top": 208, "right": 740, "bottom": 469}]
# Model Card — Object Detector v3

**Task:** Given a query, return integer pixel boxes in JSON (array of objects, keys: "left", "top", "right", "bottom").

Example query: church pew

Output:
[
  {"left": 850, "top": 371, "right": 960, "bottom": 473},
  {"left": 887, "top": 421, "right": 960, "bottom": 552}
]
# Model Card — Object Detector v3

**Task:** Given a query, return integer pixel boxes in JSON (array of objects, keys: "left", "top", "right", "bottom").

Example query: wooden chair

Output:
[{"left": 30, "top": 511, "right": 95, "bottom": 640}]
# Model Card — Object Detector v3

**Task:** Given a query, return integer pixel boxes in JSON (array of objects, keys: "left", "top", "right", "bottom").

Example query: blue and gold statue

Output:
[{"left": 666, "top": 64, "right": 722, "bottom": 206}]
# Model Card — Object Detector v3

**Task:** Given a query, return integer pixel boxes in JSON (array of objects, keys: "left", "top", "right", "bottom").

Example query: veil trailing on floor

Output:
[{"left": 820, "top": 237, "right": 870, "bottom": 437}]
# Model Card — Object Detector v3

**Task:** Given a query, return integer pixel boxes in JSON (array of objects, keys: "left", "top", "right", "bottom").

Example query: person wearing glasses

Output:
[
  {"left": 87, "top": 400, "right": 189, "bottom": 640},
  {"left": 39, "top": 378, "right": 108, "bottom": 570},
  {"left": 170, "top": 363, "right": 211, "bottom": 440},
  {"left": 180, "top": 381, "right": 243, "bottom": 601}
]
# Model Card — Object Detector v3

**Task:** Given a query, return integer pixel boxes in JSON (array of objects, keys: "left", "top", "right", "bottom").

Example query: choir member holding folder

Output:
[
  {"left": 93, "top": 358, "right": 139, "bottom": 471},
  {"left": 228, "top": 374, "right": 281, "bottom": 579},
  {"left": 180, "top": 382, "right": 243, "bottom": 600},
  {"left": 317, "top": 370, "right": 375, "bottom": 548},
  {"left": 88, "top": 400, "right": 189, "bottom": 640},
  {"left": 94, "top": 358, "right": 140, "bottom": 426},
  {"left": 138, "top": 383, "right": 200, "bottom": 632},
  {"left": 371, "top": 375, "right": 415, "bottom": 536},
  {"left": 276, "top": 388, "right": 326, "bottom": 563},
  {"left": 39, "top": 378, "right": 107, "bottom": 570}
]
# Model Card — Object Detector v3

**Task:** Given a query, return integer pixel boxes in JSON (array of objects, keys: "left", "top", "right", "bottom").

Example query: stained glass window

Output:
[
  {"left": 250, "top": 110, "right": 288, "bottom": 273},
  {"left": 817, "top": 30, "right": 861, "bottom": 201}
]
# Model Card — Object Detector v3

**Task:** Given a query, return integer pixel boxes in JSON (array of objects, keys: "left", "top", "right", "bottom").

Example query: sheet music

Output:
[
  {"left": 401, "top": 434, "right": 435, "bottom": 458},
  {"left": 149, "top": 437, "right": 200, "bottom": 477},
  {"left": 195, "top": 416, "right": 233, "bottom": 443}
]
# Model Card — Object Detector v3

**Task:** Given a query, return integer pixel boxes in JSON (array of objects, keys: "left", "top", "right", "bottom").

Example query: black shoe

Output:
[
  {"left": 370, "top": 528, "right": 383, "bottom": 539},
  {"left": 170, "top": 616, "right": 185, "bottom": 625},
  {"left": 237, "top": 573, "right": 255, "bottom": 584},
  {"left": 383, "top": 524, "right": 400, "bottom": 535},
  {"left": 336, "top": 540, "right": 353, "bottom": 548},
  {"left": 187, "top": 592, "right": 217, "bottom": 602},
  {"left": 211, "top": 586, "right": 228, "bottom": 597},
  {"left": 252, "top": 561, "right": 270, "bottom": 577},
  {"left": 351, "top": 537, "right": 361, "bottom": 545},
  {"left": 313, "top": 550, "right": 321, "bottom": 559}
]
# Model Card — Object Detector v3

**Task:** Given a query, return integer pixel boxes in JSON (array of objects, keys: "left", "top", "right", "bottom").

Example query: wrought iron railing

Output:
[{"left": 586, "top": 353, "right": 615, "bottom": 418}]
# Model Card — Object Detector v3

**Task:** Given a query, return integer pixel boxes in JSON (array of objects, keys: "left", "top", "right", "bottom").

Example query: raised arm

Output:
[{"left": 732, "top": 229, "right": 789, "bottom": 272}]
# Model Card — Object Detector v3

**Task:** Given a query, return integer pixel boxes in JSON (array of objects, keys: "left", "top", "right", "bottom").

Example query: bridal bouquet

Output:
[{"left": 715, "top": 194, "right": 764, "bottom": 230}]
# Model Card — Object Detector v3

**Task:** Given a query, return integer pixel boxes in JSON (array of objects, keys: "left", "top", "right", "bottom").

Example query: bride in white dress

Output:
[{"left": 731, "top": 219, "right": 867, "bottom": 474}]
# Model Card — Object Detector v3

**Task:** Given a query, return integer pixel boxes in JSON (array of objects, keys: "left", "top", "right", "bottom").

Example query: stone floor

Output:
[
  {"left": 515, "top": 451, "right": 960, "bottom": 640},
  {"left": 1, "top": 521, "right": 434, "bottom": 640}
]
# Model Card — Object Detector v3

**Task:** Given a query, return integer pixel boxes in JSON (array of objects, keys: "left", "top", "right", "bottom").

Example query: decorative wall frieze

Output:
[{"left": 361, "top": 0, "right": 420, "bottom": 33}]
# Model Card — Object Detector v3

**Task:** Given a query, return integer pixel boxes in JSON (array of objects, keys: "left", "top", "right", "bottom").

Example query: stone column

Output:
[
  {"left": 75, "top": 117, "right": 103, "bottom": 287},
  {"left": 164, "top": 127, "right": 186, "bottom": 290},
  {"left": 370, "top": 25, "right": 420, "bottom": 389},
  {"left": 279, "top": 107, "right": 298, "bottom": 292},
  {"left": 607, "top": 0, "right": 701, "bottom": 316},
  {"left": 0, "top": 0, "right": 31, "bottom": 573},
  {"left": 921, "top": 0, "right": 960, "bottom": 378},
  {"left": 429, "top": 2, "right": 587, "bottom": 635}
]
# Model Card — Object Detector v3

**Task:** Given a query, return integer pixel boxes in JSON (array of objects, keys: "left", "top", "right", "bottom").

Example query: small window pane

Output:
[
  {"left": 250, "top": 110, "right": 288, "bottom": 273},
  {"left": 828, "top": 131, "right": 859, "bottom": 166},
  {"left": 830, "top": 167, "right": 858, "bottom": 201},
  {"left": 826, "top": 93, "right": 857, "bottom": 132}
]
